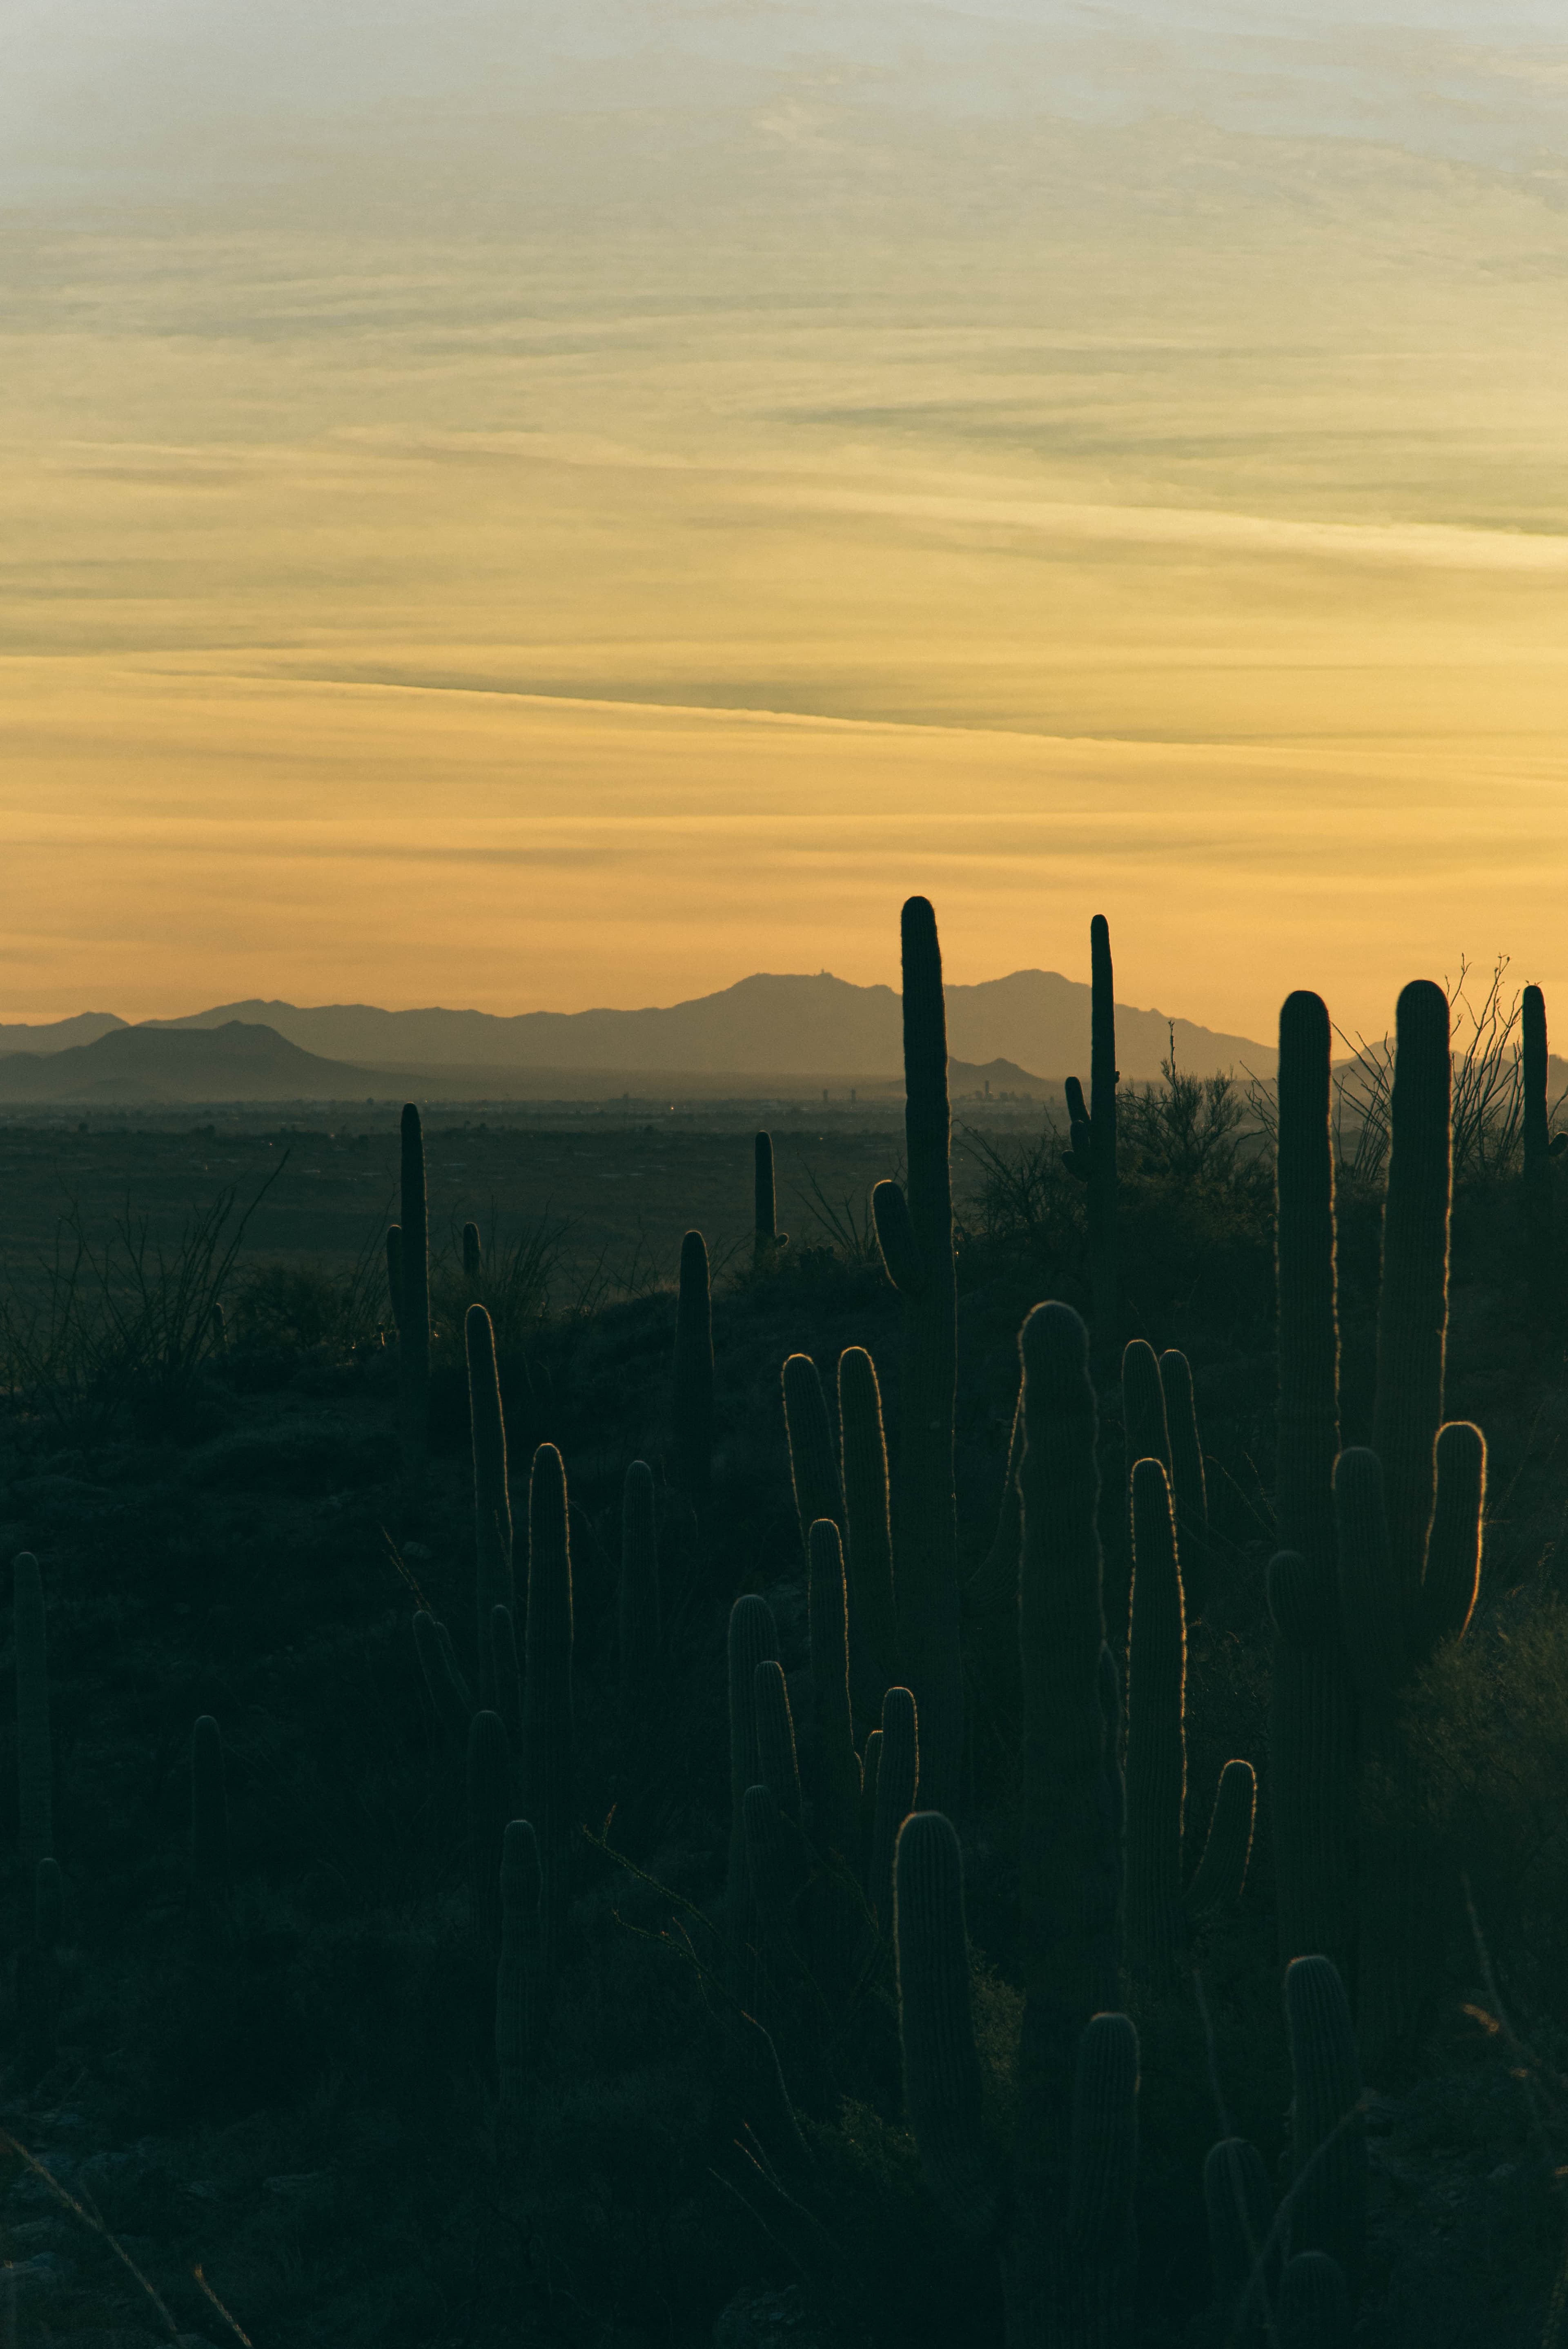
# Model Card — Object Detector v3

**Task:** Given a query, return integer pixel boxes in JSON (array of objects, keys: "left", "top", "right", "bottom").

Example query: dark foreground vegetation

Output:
[{"left": 2, "top": 914, "right": 1567, "bottom": 2349}]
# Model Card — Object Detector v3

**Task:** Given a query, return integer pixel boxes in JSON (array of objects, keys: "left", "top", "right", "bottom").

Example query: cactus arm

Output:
[
  {"left": 754, "top": 1660, "right": 804, "bottom": 1825},
  {"left": 1276, "top": 991, "right": 1341, "bottom": 1568},
  {"left": 868, "top": 1686, "right": 919, "bottom": 1931},
  {"left": 617, "top": 1460, "right": 660, "bottom": 1688},
  {"left": 397, "top": 1104, "right": 430, "bottom": 1490},
  {"left": 461, "top": 1217, "right": 483, "bottom": 1299},
  {"left": 1058, "top": 2010, "right": 1140, "bottom": 2347},
  {"left": 672, "top": 1229, "right": 714, "bottom": 1511},
  {"left": 1120, "top": 1341, "right": 1171, "bottom": 1482},
  {"left": 1062, "top": 1074, "right": 1094, "bottom": 1182},
  {"left": 13, "top": 1553, "right": 52, "bottom": 1883},
  {"left": 1158, "top": 1348, "right": 1210, "bottom": 1624},
  {"left": 521, "top": 1442, "right": 575, "bottom": 1981},
  {"left": 1522, "top": 984, "right": 1552, "bottom": 1268},
  {"left": 466, "top": 1303, "right": 513, "bottom": 1705},
  {"left": 1282, "top": 1955, "right": 1365, "bottom": 2298},
  {"left": 467, "top": 1708, "right": 512, "bottom": 1961},
  {"left": 871, "top": 1178, "right": 925, "bottom": 1296},
  {"left": 1419, "top": 1420, "right": 1484, "bottom": 1654},
  {"left": 893, "top": 1811, "right": 998, "bottom": 2241},
  {"left": 807, "top": 1520, "right": 861, "bottom": 1863},
  {"left": 1371, "top": 980, "right": 1451, "bottom": 1598},
  {"left": 838, "top": 1345, "right": 897, "bottom": 1703},
  {"left": 1203, "top": 2135, "right": 1276, "bottom": 2346},
  {"left": 1124, "top": 1460, "right": 1187, "bottom": 1981},
  {"left": 1185, "top": 1759, "right": 1256, "bottom": 1922},
  {"left": 782, "top": 1353, "right": 845, "bottom": 1555},
  {"left": 1278, "top": 2250, "right": 1352, "bottom": 2347}
]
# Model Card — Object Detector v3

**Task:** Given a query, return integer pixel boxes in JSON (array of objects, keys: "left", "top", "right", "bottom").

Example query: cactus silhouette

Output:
[
  {"left": 1158, "top": 1348, "right": 1210, "bottom": 1622},
  {"left": 397, "top": 1104, "right": 430, "bottom": 1490},
  {"left": 1124, "top": 1459, "right": 1186, "bottom": 1980},
  {"left": 1278, "top": 2251, "right": 1352, "bottom": 2348},
  {"left": 1121, "top": 1339, "right": 1169, "bottom": 1486},
  {"left": 867, "top": 1685, "right": 918, "bottom": 1929},
  {"left": 1283, "top": 1954, "right": 1365, "bottom": 2293},
  {"left": 468, "top": 1708, "right": 512, "bottom": 1961},
  {"left": 806, "top": 1519, "right": 860, "bottom": 1865},
  {"left": 466, "top": 1304, "right": 513, "bottom": 1707},
  {"left": 618, "top": 1460, "right": 659, "bottom": 1687},
  {"left": 1270, "top": 989, "right": 1357, "bottom": 1984},
  {"left": 871, "top": 895, "right": 962, "bottom": 1814},
  {"left": 496, "top": 1818, "right": 544, "bottom": 2112},
  {"left": 1203, "top": 2134, "right": 1276, "bottom": 2345},
  {"left": 1185, "top": 1758, "right": 1256, "bottom": 1922},
  {"left": 894, "top": 1810, "right": 1140, "bottom": 2338},
  {"left": 189, "top": 1714, "right": 231, "bottom": 1913},
  {"left": 753, "top": 1130, "right": 786, "bottom": 1268},
  {"left": 385, "top": 1224, "right": 403, "bottom": 1333},
  {"left": 671, "top": 1230, "right": 713, "bottom": 1510},
  {"left": 1521, "top": 983, "right": 1563, "bottom": 1280},
  {"left": 838, "top": 1345, "right": 897, "bottom": 1710},
  {"left": 462, "top": 1217, "right": 483, "bottom": 1301},
  {"left": 782, "top": 1353, "right": 844, "bottom": 1557},
  {"left": 1063, "top": 914, "right": 1119, "bottom": 1352},
  {"left": 726, "top": 1594, "right": 780, "bottom": 2007},
  {"left": 964, "top": 1381, "right": 1026, "bottom": 1794},
  {"left": 521, "top": 1444, "right": 575, "bottom": 1980},
  {"left": 14, "top": 1553, "right": 51, "bottom": 1887}
]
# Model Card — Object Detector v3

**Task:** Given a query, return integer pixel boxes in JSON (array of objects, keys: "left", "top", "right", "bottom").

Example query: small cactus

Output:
[
  {"left": 871, "top": 896, "right": 962, "bottom": 1816},
  {"left": 618, "top": 1460, "right": 659, "bottom": 1687},
  {"left": 521, "top": 1444, "right": 575, "bottom": 1980},
  {"left": 13, "top": 1553, "right": 52, "bottom": 1886},
  {"left": 1283, "top": 1955, "right": 1365, "bottom": 2295},
  {"left": 189, "top": 1714, "right": 231, "bottom": 1912},
  {"left": 671, "top": 1230, "right": 713, "bottom": 1511},
  {"left": 462, "top": 1217, "right": 483, "bottom": 1301},
  {"left": 867, "top": 1685, "right": 918, "bottom": 1929},
  {"left": 1278, "top": 2250, "right": 1352, "bottom": 2348},
  {"left": 496, "top": 1818, "right": 543, "bottom": 2111},
  {"left": 468, "top": 1709, "right": 512, "bottom": 1961},
  {"left": 465, "top": 1303, "right": 513, "bottom": 1707},
  {"left": 397, "top": 1105, "right": 430, "bottom": 1490},
  {"left": 782, "top": 1353, "right": 844, "bottom": 1558},
  {"left": 1185, "top": 1759, "right": 1256, "bottom": 1922}
]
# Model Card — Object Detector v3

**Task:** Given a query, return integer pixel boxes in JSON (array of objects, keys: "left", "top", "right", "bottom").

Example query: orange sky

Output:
[{"left": 5, "top": 9, "right": 1568, "bottom": 1043}]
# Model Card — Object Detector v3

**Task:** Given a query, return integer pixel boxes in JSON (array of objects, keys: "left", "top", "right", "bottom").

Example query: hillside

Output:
[
  {"left": 0, "top": 1022, "right": 384, "bottom": 1105},
  {"left": 141, "top": 971, "right": 1272, "bottom": 1082}
]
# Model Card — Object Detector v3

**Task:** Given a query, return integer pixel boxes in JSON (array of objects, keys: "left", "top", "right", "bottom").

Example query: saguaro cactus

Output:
[
  {"left": 1283, "top": 1955, "right": 1365, "bottom": 2293},
  {"left": 462, "top": 1218, "right": 483, "bottom": 1302},
  {"left": 871, "top": 896, "right": 962, "bottom": 1815},
  {"left": 385, "top": 1225, "right": 404, "bottom": 1334},
  {"left": 671, "top": 1230, "right": 714, "bottom": 1511},
  {"left": 867, "top": 1685, "right": 918, "bottom": 1930},
  {"left": 190, "top": 1715, "right": 231, "bottom": 1913},
  {"left": 726, "top": 1594, "right": 780, "bottom": 2004},
  {"left": 838, "top": 1346, "right": 897, "bottom": 1706},
  {"left": 1271, "top": 989, "right": 1358, "bottom": 1984},
  {"left": 521, "top": 1443, "right": 575, "bottom": 1980},
  {"left": 496, "top": 1818, "right": 544, "bottom": 2111},
  {"left": 807, "top": 1520, "right": 860, "bottom": 1865},
  {"left": 1124, "top": 1460, "right": 1186, "bottom": 1981},
  {"left": 397, "top": 1105, "right": 430, "bottom": 1489},
  {"left": 1064, "top": 915, "right": 1119, "bottom": 1353},
  {"left": 1158, "top": 1349, "right": 1210, "bottom": 1623},
  {"left": 754, "top": 1131, "right": 786, "bottom": 1268},
  {"left": 782, "top": 1353, "right": 844, "bottom": 1558},
  {"left": 14, "top": 1553, "right": 52, "bottom": 1885},
  {"left": 466, "top": 1304, "right": 513, "bottom": 1707},
  {"left": 1521, "top": 983, "right": 1561, "bottom": 1281},
  {"left": 618, "top": 1460, "right": 659, "bottom": 1687}
]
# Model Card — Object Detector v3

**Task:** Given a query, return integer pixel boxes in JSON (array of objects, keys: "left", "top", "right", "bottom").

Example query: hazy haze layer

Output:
[{"left": 4, "top": 2, "right": 1566, "bottom": 1034}]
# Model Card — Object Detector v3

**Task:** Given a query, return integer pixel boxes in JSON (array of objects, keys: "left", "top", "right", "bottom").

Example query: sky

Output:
[{"left": 4, "top": 2, "right": 1568, "bottom": 1042}]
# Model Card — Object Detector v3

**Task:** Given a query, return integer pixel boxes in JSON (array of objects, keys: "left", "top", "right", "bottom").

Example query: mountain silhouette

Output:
[
  {"left": 0, "top": 1023, "right": 385, "bottom": 1105},
  {"left": 138, "top": 969, "right": 1274, "bottom": 1081}
]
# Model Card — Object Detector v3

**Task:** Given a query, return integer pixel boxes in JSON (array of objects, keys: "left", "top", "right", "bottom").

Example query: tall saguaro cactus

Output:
[
  {"left": 1064, "top": 916, "right": 1120, "bottom": 1355},
  {"left": 872, "top": 896, "right": 962, "bottom": 1816},
  {"left": 1522, "top": 983, "right": 1554, "bottom": 1277},
  {"left": 466, "top": 1303, "right": 513, "bottom": 1707},
  {"left": 1124, "top": 1460, "right": 1186, "bottom": 1981},
  {"left": 521, "top": 1443, "right": 575, "bottom": 1981},
  {"left": 397, "top": 1104, "right": 430, "bottom": 1491},
  {"left": 672, "top": 1230, "right": 714, "bottom": 1512},
  {"left": 1270, "top": 990, "right": 1357, "bottom": 1983},
  {"left": 14, "top": 1553, "right": 52, "bottom": 1885},
  {"left": 839, "top": 1346, "right": 897, "bottom": 1707}
]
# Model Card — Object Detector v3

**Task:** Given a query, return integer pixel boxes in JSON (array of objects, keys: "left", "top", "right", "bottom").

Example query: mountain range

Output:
[{"left": 0, "top": 971, "right": 1274, "bottom": 1092}]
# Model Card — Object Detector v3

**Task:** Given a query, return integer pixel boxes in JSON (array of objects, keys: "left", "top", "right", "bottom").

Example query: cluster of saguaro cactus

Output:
[{"left": 1270, "top": 982, "right": 1486, "bottom": 2077}]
